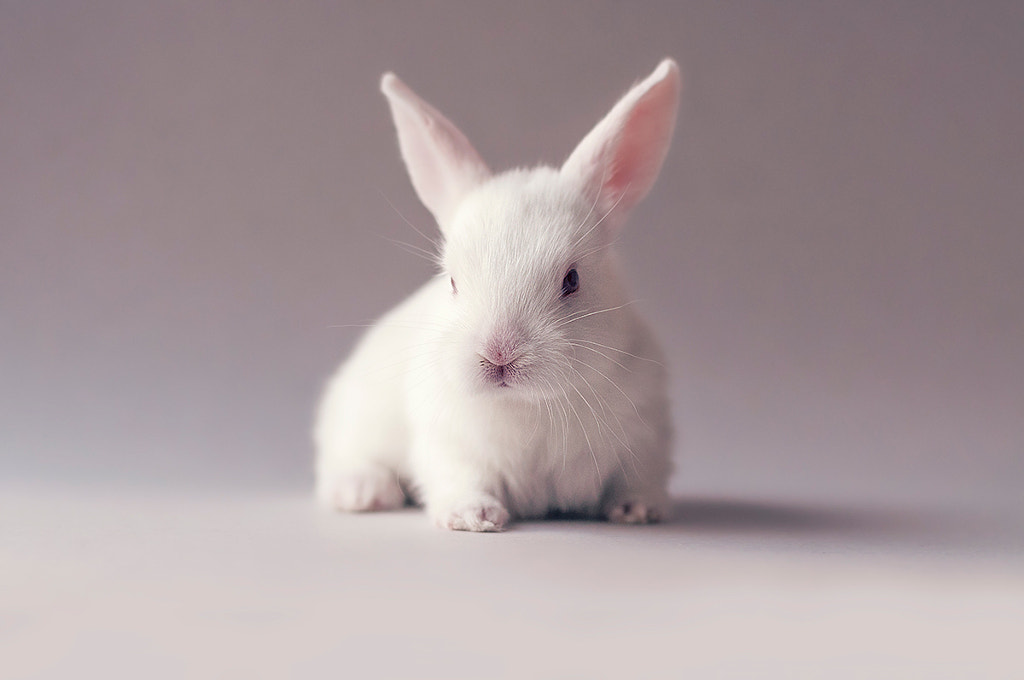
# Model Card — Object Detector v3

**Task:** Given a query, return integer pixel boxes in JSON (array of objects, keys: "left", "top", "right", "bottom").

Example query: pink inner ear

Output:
[
  {"left": 381, "top": 73, "right": 490, "bottom": 230},
  {"left": 604, "top": 91, "right": 676, "bottom": 207},
  {"left": 562, "top": 59, "right": 680, "bottom": 225}
]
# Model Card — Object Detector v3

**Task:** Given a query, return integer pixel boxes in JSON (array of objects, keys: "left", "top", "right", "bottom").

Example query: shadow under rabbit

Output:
[{"left": 521, "top": 495, "right": 1023, "bottom": 558}]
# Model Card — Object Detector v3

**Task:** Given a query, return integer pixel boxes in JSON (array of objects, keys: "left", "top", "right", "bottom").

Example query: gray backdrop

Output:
[{"left": 3, "top": 1, "right": 1022, "bottom": 513}]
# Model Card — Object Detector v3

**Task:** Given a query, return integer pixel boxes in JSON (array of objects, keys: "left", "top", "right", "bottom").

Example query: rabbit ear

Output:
[
  {"left": 381, "top": 73, "right": 491, "bottom": 231},
  {"left": 561, "top": 59, "right": 681, "bottom": 232}
]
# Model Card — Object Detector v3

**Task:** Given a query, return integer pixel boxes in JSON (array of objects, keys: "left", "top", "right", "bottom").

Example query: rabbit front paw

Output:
[
  {"left": 319, "top": 465, "right": 406, "bottom": 512},
  {"left": 604, "top": 499, "right": 665, "bottom": 524},
  {"left": 431, "top": 495, "right": 510, "bottom": 532}
]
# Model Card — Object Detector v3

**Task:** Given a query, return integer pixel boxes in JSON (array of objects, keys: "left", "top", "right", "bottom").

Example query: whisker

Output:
[
  {"left": 379, "top": 236, "right": 441, "bottom": 265},
  {"left": 564, "top": 359, "right": 635, "bottom": 479},
  {"left": 570, "top": 178, "right": 631, "bottom": 252},
  {"left": 569, "top": 164, "right": 606, "bottom": 250},
  {"left": 573, "top": 338, "right": 664, "bottom": 367},
  {"left": 568, "top": 342, "right": 631, "bottom": 373},
  {"left": 570, "top": 354, "right": 650, "bottom": 444},
  {"left": 327, "top": 319, "right": 453, "bottom": 332},
  {"left": 563, "top": 381, "right": 602, "bottom": 482},
  {"left": 554, "top": 300, "right": 638, "bottom": 328},
  {"left": 378, "top": 190, "right": 442, "bottom": 252}
]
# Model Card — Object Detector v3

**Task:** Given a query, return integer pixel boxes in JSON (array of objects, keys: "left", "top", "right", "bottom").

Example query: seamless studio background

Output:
[
  {"left": 3, "top": 1, "right": 1021, "bottom": 510},
  {"left": 1, "top": 2, "right": 1023, "bottom": 676}
]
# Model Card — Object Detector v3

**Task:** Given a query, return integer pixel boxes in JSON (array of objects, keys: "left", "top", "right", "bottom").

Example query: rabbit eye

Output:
[
  {"left": 561, "top": 268, "right": 579, "bottom": 297},
  {"left": 450, "top": 276, "right": 457, "bottom": 295}
]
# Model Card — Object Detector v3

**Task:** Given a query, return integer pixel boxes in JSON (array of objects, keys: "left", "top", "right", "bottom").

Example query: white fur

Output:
[{"left": 316, "top": 59, "right": 681, "bottom": 531}]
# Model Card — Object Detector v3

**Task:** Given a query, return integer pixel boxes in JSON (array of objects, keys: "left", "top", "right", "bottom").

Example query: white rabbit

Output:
[{"left": 315, "top": 59, "right": 681, "bottom": 531}]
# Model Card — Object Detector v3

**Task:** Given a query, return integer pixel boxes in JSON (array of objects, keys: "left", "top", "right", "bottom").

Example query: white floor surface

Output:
[{"left": 3, "top": 484, "right": 1022, "bottom": 679}]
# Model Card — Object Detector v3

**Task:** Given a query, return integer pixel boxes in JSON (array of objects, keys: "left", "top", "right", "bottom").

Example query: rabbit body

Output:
[{"left": 315, "top": 61, "right": 681, "bottom": 531}]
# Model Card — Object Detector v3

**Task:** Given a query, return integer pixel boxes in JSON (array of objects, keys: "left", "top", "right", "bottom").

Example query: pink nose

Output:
[
  {"left": 481, "top": 332, "right": 520, "bottom": 367},
  {"left": 482, "top": 347, "right": 512, "bottom": 367},
  {"left": 479, "top": 335, "right": 522, "bottom": 386}
]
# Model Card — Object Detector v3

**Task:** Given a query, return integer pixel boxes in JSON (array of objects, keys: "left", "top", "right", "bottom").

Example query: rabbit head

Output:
[{"left": 381, "top": 60, "right": 680, "bottom": 400}]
